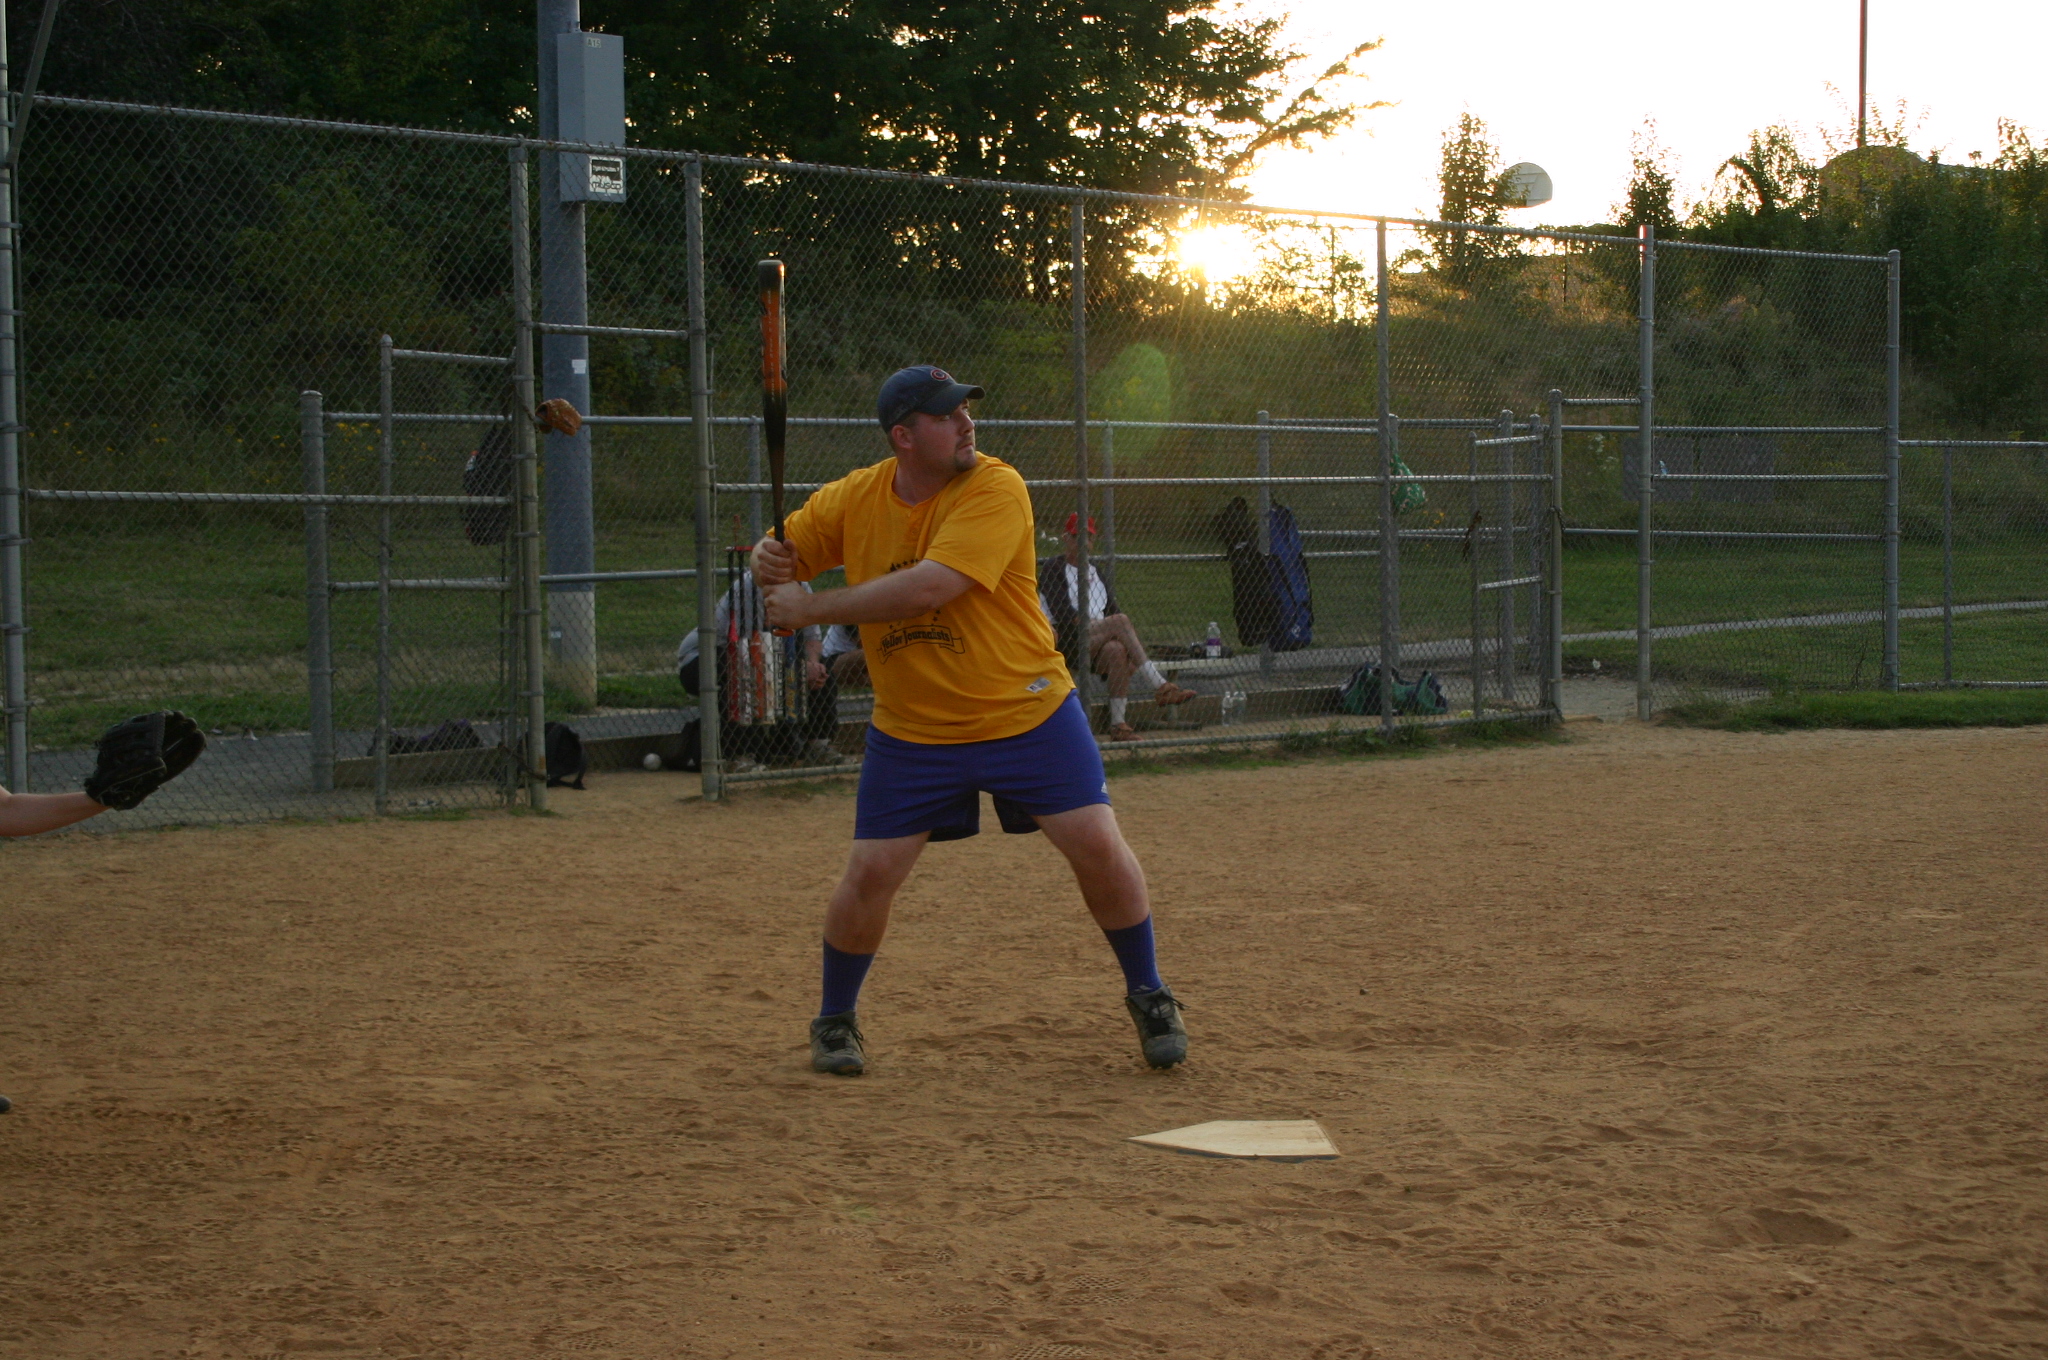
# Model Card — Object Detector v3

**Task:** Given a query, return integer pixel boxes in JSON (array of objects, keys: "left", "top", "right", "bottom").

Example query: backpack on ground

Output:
[
  {"left": 545, "top": 721, "right": 587, "bottom": 789},
  {"left": 1340, "top": 665, "right": 1448, "bottom": 717}
]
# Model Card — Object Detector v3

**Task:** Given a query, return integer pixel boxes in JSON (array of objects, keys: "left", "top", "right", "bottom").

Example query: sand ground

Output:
[{"left": 2, "top": 721, "right": 2045, "bottom": 1359}]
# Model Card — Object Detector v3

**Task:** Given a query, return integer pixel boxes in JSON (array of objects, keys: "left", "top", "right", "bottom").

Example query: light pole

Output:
[
  {"left": 1857, "top": 0, "right": 1868, "bottom": 149},
  {"left": 537, "top": 0, "right": 597, "bottom": 707}
]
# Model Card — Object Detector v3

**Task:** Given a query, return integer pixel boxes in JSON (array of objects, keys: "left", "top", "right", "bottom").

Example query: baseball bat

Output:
[
  {"left": 758, "top": 259, "right": 788, "bottom": 543},
  {"left": 758, "top": 258, "right": 796, "bottom": 639}
]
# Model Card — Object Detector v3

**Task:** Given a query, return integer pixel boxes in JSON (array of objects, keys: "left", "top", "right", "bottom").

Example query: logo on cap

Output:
[{"left": 929, "top": 368, "right": 950, "bottom": 382}]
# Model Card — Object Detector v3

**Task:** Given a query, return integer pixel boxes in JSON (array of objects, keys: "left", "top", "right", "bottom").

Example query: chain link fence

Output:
[{"left": 0, "top": 96, "right": 2040, "bottom": 824}]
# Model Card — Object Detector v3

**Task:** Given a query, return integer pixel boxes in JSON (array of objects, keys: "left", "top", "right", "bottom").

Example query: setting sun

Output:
[{"left": 1174, "top": 222, "right": 1260, "bottom": 283}]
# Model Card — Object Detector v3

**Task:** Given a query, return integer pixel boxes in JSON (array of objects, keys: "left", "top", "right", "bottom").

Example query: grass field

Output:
[
  {"left": 1663, "top": 687, "right": 2048, "bottom": 730},
  {"left": 10, "top": 525, "right": 2047, "bottom": 747}
]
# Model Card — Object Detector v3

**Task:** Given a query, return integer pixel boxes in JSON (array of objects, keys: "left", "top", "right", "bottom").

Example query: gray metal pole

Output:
[
  {"left": 1883, "top": 248, "right": 1902, "bottom": 691},
  {"left": 686, "top": 157, "right": 722, "bottom": 800},
  {"left": 4, "top": 0, "right": 62, "bottom": 174},
  {"left": 1099, "top": 424, "right": 1116, "bottom": 596},
  {"left": 508, "top": 148, "right": 549, "bottom": 812},
  {"left": 375, "top": 334, "right": 395, "bottom": 813},
  {"left": 0, "top": 3, "right": 29, "bottom": 790},
  {"left": 1545, "top": 388, "right": 1565, "bottom": 714},
  {"left": 537, "top": 0, "right": 597, "bottom": 708},
  {"left": 746, "top": 418, "right": 763, "bottom": 543},
  {"left": 1070, "top": 200, "right": 1096, "bottom": 724},
  {"left": 1496, "top": 408, "right": 1515, "bottom": 702},
  {"left": 1255, "top": 411, "right": 1273, "bottom": 553},
  {"left": 1636, "top": 225, "right": 1656, "bottom": 721},
  {"left": 1468, "top": 429, "right": 1483, "bottom": 720},
  {"left": 1375, "top": 220, "right": 1397, "bottom": 737},
  {"left": 1256, "top": 408, "right": 1273, "bottom": 679},
  {"left": 1942, "top": 444, "right": 1954, "bottom": 685},
  {"left": 300, "top": 391, "right": 334, "bottom": 793}
]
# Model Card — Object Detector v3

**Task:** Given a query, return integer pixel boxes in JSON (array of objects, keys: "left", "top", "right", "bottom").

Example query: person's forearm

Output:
[
  {"left": 780, "top": 562, "right": 970, "bottom": 629},
  {"left": 0, "top": 790, "right": 104, "bottom": 838}
]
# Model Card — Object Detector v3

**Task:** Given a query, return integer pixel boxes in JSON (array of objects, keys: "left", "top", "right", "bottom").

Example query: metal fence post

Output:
[
  {"left": 1069, "top": 199, "right": 1096, "bottom": 724},
  {"left": 1256, "top": 408, "right": 1273, "bottom": 679},
  {"left": 1636, "top": 225, "right": 1656, "bottom": 721},
  {"left": 1099, "top": 423, "right": 1116, "bottom": 596},
  {"left": 1375, "top": 220, "right": 1397, "bottom": 737},
  {"left": 746, "top": 418, "right": 763, "bottom": 544},
  {"left": 374, "top": 333, "right": 395, "bottom": 812},
  {"left": 1883, "top": 248, "right": 1902, "bottom": 691},
  {"left": 0, "top": 10, "right": 27, "bottom": 790},
  {"left": 1545, "top": 389, "right": 1565, "bottom": 715},
  {"left": 1468, "top": 431, "right": 1483, "bottom": 721},
  {"left": 1495, "top": 408, "right": 1515, "bottom": 702},
  {"left": 686, "top": 155, "right": 722, "bottom": 800},
  {"left": 300, "top": 391, "right": 334, "bottom": 793},
  {"left": 508, "top": 147, "right": 549, "bottom": 812},
  {"left": 1941, "top": 444, "right": 1954, "bottom": 686}
]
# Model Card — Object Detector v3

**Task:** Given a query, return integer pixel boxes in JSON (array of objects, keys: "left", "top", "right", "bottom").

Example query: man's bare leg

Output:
[
  {"left": 823, "top": 832, "right": 928, "bottom": 954},
  {"left": 1036, "top": 802, "right": 1187, "bottom": 1067},
  {"left": 1088, "top": 615, "right": 1194, "bottom": 713},
  {"left": 1034, "top": 802, "right": 1149, "bottom": 929},
  {"left": 812, "top": 832, "right": 928, "bottom": 1075}
]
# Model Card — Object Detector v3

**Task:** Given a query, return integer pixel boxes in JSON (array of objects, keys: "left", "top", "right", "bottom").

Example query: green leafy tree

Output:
[
  {"left": 1428, "top": 112, "right": 1518, "bottom": 284},
  {"left": 14, "top": 1, "right": 1374, "bottom": 195},
  {"left": 1618, "top": 121, "right": 1679, "bottom": 232},
  {"left": 1683, "top": 117, "right": 2048, "bottom": 433}
]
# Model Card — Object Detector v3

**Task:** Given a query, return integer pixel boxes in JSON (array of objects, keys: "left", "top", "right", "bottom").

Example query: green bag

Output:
[
  {"left": 1340, "top": 665, "right": 1449, "bottom": 717},
  {"left": 1391, "top": 451, "right": 1428, "bottom": 515}
]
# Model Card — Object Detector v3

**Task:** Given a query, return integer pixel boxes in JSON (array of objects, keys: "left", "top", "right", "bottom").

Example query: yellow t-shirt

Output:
[{"left": 784, "top": 452, "right": 1073, "bottom": 744}]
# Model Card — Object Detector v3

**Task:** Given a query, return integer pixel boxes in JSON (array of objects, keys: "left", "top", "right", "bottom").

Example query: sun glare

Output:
[{"left": 1174, "top": 223, "right": 1260, "bottom": 284}]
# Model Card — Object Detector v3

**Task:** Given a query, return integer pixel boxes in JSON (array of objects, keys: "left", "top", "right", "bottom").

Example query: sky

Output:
[{"left": 1232, "top": 0, "right": 2048, "bottom": 227}]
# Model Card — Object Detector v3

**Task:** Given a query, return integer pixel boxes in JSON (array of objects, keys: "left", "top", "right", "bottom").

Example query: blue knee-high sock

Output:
[
  {"left": 1102, "top": 917, "right": 1163, "bottom": 995},
  {"left": 820, "top": 940, "right": 876, "bottom": 1017}
]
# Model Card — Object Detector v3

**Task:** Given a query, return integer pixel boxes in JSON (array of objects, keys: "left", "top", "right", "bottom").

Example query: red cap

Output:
[{"left": 1063, "top": 512, "right": 1098, "bottom": 535}]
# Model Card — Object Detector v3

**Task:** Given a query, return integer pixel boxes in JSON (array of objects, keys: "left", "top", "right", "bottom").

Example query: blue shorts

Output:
[{"left": 854, "top": 691, "right": 1109, "bottom": 841}]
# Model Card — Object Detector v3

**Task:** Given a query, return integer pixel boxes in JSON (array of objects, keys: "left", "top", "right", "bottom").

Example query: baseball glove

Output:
[{"left": 83, "top": 710, "right": 206, "bottom": 811}]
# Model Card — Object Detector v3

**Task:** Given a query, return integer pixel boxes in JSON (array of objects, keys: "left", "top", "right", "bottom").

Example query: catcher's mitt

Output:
[{"left": 83, "top": 710, "right": 206, "bottom": 811}]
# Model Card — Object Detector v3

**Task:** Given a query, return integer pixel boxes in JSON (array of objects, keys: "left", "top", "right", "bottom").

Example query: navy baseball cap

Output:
[{"left": 876, "top": 365, "right": 984, "bottom": 430}]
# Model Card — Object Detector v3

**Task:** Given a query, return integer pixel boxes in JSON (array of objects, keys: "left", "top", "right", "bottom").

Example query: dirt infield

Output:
[{"left": 4, "top": 723, "right": 2045, "bottom": 1359}]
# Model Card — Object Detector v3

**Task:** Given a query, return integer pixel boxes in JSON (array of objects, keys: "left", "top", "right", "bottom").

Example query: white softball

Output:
[{"left": 642, "top": 752, "right": 663, "bottom": 771}]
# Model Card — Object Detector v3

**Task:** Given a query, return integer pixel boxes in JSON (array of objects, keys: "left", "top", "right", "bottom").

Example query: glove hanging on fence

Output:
[
  {"left": 535, "top": 398, "right": 583, "bottom": 437},
  {"left": 83, "top": 710, "right": 206, "bottom": 811}
]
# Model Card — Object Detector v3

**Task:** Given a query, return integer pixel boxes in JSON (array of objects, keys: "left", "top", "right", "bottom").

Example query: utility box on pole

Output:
[{"left": 555, "top": 30, "right": 625, "bottom": 204}]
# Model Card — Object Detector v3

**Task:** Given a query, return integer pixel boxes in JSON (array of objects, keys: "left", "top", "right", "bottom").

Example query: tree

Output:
[
  {"left": 1618, "top": 120, "right": 1678, "bottom": 232},
  {"left": 12, "top": 0, "right": 1374, "bottom": 197},
  {"left": 1685, "top": 117, "right": 2048, "bottom": 433},
  {"left": 1428, "top": 112, "right": 1517, "bottom": 284}
]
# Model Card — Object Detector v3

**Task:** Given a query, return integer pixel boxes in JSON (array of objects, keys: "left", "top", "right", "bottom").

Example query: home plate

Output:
[{"left": 1128, "top": 1120, "right": 1339, "bottom": 1160}]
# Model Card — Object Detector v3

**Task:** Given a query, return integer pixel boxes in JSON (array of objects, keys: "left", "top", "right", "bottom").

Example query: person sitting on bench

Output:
[
  {"left": 1038, "top": 513, "right": 1195, "bottom": 741},
  {"left": 821, "top": 623, "right": 868, "bottom": 690}
]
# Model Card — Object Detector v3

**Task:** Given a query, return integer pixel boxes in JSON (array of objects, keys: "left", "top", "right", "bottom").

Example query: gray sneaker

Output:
[
  {"left": 810, "top": 1011, "right": 866, "bottom": 1075},
  {"left": 1124, "top": 985, "right": 1188, "bottom": 1068}
]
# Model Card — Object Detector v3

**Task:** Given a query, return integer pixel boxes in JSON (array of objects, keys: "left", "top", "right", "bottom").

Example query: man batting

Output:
[{"left": 754, "top": 365, "right": 1188, "bottom": 1076}]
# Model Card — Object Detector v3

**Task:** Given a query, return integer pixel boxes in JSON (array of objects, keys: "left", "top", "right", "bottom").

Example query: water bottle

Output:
[
  {"left": 1205, "top": 620, "right": 1223, "bottom": 659},
  {"left": 1221, "top": 690, "right": 1248, "bottom": 725}
]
